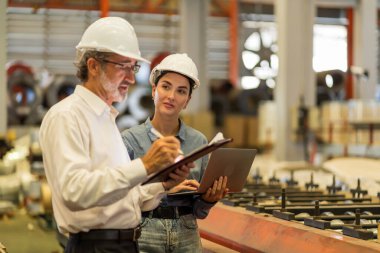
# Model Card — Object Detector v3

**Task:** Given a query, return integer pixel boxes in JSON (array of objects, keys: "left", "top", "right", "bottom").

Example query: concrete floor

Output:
[{"left": 0, "top": 208, "right": 62, "bottom": 253}]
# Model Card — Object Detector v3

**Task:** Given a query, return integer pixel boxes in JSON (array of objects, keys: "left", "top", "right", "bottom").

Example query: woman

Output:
[{"left": 122, "top": 53, "right": 228, "bottom": 253}]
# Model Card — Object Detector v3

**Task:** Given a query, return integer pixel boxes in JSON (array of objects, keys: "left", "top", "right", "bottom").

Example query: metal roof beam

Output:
[{"left": 239, "top": 0, "right": 361, "bottom": 8}]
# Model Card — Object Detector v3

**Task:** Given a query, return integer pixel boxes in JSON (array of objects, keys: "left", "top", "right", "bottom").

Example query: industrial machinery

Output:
[
  {"left": 7, "top": 62, "right": 44, "bottom": 125},
  {"left": 198, "top": 168, "right": 380, "bottom": 252}
]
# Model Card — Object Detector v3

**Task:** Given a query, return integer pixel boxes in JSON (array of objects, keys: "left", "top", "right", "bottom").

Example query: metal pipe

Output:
[{"left": 0, "top": 0, "right": 7, "bottom": 135}]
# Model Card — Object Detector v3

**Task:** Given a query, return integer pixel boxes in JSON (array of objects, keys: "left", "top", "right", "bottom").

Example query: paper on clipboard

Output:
[
  {"left": 141, "top": 137, "right": 233, "bottom": 185},
  {"left": 209, "top": 132, "right": 225, "bottom": 144}
]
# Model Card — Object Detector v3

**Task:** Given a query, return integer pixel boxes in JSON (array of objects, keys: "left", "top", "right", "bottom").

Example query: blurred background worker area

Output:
[{"left": 2, "top": 1, "right": 380, "bottom": 253}]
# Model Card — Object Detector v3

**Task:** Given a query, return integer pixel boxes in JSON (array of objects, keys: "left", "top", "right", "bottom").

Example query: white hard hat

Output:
[
  {"left": 149, "top": 53, "right": 200, "bottom": 89},
  {"left": 76, "top": 17, "right": 150, "bottom": 63}
]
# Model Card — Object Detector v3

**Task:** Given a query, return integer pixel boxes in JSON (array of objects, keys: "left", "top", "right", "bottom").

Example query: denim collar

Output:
[{"left": 144, "top": 117, "right": 186, "bottom": 143}]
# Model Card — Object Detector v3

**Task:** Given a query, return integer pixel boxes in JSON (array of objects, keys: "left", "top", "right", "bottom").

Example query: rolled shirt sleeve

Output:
[
  {"left": 193, "top": 197, "right": 216, "bottom": 219},
  {"left": 138, "top": 183, "right": 167, "bottom": 212}
]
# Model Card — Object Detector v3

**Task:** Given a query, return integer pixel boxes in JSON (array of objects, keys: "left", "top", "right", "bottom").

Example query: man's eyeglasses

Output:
[{"left": 98, "top": 58, "right": 141, "bottom": 74}]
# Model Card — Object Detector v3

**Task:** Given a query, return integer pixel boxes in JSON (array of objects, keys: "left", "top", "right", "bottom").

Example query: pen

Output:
[{"left": 151, "top": 128, "right": 184, "bottom": 155}]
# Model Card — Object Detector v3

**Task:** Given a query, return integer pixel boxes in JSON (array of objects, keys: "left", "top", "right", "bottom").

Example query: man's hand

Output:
[
  {"left": 201, "top": 176, "right": 228, "bottom": 203},
  {"left": 162, "top": 162, "right": 195, "bottom": 191},
  {"left": 141, "top": 136, "right": 181, "bottom": 175},
  {"left": 168, "top": 179, "right": 200, "bottom": 194}
]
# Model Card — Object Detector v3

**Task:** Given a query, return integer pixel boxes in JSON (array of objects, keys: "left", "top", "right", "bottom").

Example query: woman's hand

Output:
[
  {"left": 161, "top": 162, "right": 195, "bottom": 191},
  {"left": 201, "top": 176, "right": 228, "bottom": 203},
  {"left": 167, "top": 179, "right": 200, "bottom": 194}
]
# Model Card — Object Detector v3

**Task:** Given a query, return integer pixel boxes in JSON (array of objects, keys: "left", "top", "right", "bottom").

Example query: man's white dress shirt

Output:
[{"left": 39, "top": 85, "right": 165, "bottom": 234}]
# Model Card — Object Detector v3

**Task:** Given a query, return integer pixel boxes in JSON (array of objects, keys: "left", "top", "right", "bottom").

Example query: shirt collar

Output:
[
  {"left": 74, "top": 85, "right": 119, "bottom": 117},
  {"left": 144, "top": 117, "right": 186, "bottom": 142}
]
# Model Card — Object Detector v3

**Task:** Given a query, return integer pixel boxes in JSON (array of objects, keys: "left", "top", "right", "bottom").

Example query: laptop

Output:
[{"left": 168, "top": 148, "right": 257, "bottom": 196}]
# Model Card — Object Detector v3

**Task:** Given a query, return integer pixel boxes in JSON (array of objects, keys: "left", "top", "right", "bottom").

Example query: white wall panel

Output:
[{"left": 7, "top": 8, "right": 229, "bottom": 79}]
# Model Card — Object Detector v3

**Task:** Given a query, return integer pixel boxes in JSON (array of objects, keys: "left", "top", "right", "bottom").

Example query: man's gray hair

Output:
[{"left": 75, "top": 50, "right": 111, "bottom": 82}]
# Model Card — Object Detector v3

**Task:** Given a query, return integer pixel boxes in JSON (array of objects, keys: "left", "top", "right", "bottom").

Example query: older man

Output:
[{"left": 39, "top": 17, "right": 194, "bottom": 253}]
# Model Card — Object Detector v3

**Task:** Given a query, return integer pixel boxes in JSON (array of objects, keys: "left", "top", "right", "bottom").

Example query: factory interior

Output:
[{"left": 1, "top": 0, "right": 380, "bottom": 252}]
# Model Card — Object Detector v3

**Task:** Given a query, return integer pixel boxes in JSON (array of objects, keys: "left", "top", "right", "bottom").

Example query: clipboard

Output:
[{"left": 141, "top": 138, "right": 233, "bottom": 185}]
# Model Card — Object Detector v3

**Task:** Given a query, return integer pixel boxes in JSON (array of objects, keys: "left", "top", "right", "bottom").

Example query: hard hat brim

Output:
[
  {"left": 150, "top": 68, "right": 200, "bottom": 89},
  {"left": 76, "top": 46, "right": 150, "bottom": 64}
]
